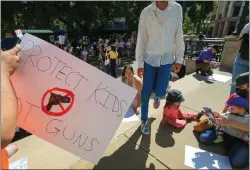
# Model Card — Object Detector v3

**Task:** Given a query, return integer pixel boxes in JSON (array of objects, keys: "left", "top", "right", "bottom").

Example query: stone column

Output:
[
  {"left": 216, "top": 2, "right": 228, "bottom": 37},
  {"left": 222, "top": 1, "right": 235, "bottom": 37},
  {"left": 235, "top": 1, "right": 246, "bottom": 32},
  {"left": 217, "top": 23, "right": 225, "bottom": 38},
  {"left": 212, "top": 2, "right": 221, "bottom": 37},
  {"left": 220, "top": 35, "right": 239, "bottom": 69}
]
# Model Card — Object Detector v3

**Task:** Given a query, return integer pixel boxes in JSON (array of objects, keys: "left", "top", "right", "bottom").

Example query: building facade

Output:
[{"left": 209, "top": 1, "right": 249, "bottom": 38}]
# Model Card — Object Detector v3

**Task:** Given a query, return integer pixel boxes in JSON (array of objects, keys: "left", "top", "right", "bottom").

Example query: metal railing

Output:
[{"left": 184, "top": 39, "right": 225, "bottom": 62}]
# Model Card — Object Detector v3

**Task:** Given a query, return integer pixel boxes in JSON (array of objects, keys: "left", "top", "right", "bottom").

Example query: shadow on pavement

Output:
[
  {"left": 94, "top": 118, "right": 157, "bottom": 169},
  {"left": 192, "top": 74, "right": 214, "bottom": 84},
  {"left": 219, "top": 67, "right": 233, "bottom": 74},
  {"left": 155, "top": 122, "right": 184, "bottom": 148},
  {"left": 192, "top": 130, "right": 226, "bottom": 156},
  {"left": 11, "top": 129, "right": 32, "bottom": 143}
]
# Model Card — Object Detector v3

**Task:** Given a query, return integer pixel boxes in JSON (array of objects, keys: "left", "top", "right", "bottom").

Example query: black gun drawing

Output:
[{"left": 46, "top": 93, "right": 71, "bottom": 111}]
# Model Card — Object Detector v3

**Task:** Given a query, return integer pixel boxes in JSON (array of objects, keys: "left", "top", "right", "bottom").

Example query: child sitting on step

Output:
[
  {"left": 211, "top": 96, "right": 249, "bottom": 143},
  {"left": 162, "top": 89, "right": 201, "bottom": 128}
]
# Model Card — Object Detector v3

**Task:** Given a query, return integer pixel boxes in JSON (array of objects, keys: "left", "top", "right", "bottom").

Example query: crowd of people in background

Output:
[
  {"left": 56, "top": 34, "right": 137, "bottom": 73},
  {"left": 53, "top": 33, "right": 137, "bottom": 79}
]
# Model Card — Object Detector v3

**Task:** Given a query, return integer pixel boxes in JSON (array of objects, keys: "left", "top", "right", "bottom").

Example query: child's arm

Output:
[
  {"left": 222, "top": 106, "right": 228, "bottom": 113},
  {"left": 215, "top": 119, "right": 249, "bottom": 132},
  {"left": 230, "top": 121, "right": 249, "bottom": 132}
]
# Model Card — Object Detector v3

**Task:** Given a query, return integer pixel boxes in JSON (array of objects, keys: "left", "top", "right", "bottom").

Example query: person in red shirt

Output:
[
  {"left": 162, "top": 89, "right": 199, "bottom": 128},
  {"left": 223, "top": 72, "right": 249, "bottom": 112}
]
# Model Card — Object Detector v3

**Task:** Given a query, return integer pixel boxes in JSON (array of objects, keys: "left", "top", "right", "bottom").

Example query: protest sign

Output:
[
  {"left": 15, "top": 28, "right": 24, "bottom": 39},
  {"left": 11, "top": 34, "right": 137, "bottom": 164}
]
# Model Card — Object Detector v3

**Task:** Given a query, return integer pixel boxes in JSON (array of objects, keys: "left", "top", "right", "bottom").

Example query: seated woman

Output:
[{"left": 121, "top": 65, "right": 142, "bottom": 115}]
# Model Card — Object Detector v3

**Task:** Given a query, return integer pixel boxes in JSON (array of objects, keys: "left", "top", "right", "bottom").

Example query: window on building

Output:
[{"left": 233, "top": 2, "right": 242, "bottom": 17}]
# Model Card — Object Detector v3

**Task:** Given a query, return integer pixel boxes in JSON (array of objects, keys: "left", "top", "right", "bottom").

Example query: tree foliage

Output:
[
  {"left": 2, "top": 1, "right": 214, "bottom": 37},
  {"left": 178, "top": 1, "right": 215, "bottom": 34}
]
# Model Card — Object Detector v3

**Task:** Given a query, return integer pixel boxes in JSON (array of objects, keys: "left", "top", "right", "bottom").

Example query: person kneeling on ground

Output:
[
  {"left": 122, "top": 65, "right": 142, "bottom": 115},
  {"left": 196, "top": 45, "right": 219, "bottom": 76},
  {"left": 162, "top": 89, "right": 200, "bottom": 128},
  {"left": 223, "top": 72, "right": 249, "bottom": 112},
  {"left": 199, "top": 96, "right": 249, "bottom": 168}
]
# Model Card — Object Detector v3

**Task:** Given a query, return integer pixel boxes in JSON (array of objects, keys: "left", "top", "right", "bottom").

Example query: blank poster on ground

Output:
[
  {"left": 208, "top": 74, "right": 231, "bottom": 83},
  {"left": 9, "top": 157, "right": 28, "bottom": 169},
  {"left": 122, "top": 107, "right": 139, "bottom": 123},
  {"left": 184, "top": 145, "right": 232, "bottom": 170}
]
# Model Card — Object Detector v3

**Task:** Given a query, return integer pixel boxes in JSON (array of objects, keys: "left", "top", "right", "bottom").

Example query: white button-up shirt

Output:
[{"left": 135, "top": 1, "right": 185, "bottom": 68}]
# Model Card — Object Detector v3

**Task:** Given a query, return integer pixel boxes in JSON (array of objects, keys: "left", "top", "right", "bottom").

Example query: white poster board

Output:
[
  {"left": 9, "top": 157, "right": 28, "bottom": 169},
  {"left": 15, "top": 29, "right": 24, "bottom": 39},
  {"left": 184, "top": 145, "right": 232, "bottom": 169},
  {"left": 207, "top": 74, "right": 232, "bottom": 83},
  {"left": 11, "top": 34, "right": 137, "bottom": 164}
]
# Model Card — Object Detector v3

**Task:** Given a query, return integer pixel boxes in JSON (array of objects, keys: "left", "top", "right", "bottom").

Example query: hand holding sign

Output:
[{"left": 1, "top": 44, "right": 21, "bottom": 75}]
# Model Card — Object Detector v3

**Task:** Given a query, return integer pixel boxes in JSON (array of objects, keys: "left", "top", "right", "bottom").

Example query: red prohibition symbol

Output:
[{"left": 41, "top": 87, "right": 75, "bottom": 116}]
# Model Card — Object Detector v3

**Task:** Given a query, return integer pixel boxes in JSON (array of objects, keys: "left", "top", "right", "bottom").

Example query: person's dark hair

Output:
[
  {"left": 164, "top": 100, "right": 174, "bottom": 108},
  {"left": 111, "top": 45, "right": 116, "bottom": 52},
  {"left": 211, "top": 45, "right": 219, "bottom": 53},
  {"left": 122, "top": 65, "right": 134, "bottom": 81}
]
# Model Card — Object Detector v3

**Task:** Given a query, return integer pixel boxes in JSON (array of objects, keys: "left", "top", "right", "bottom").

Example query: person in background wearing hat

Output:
[
  {"left": 230, "top": 23, "right": 249, "bottom": 95},
  {"left": 223, "top": 72, "right": 249, "bottom": 113},
  {"left": 213, "top": 96, "right": 249, "bottom": 143},
  {"left": 162, "top": 89, "right": 199, "bottom": 128},
  {"left": 107, "top": 45, "right": 119, "bottom": 78},
  {"left": 196, "top": 45, "right": 219, "bottom": 76},
  {"left": 200, "top": 96, "right": 249, "bottom": 168}
]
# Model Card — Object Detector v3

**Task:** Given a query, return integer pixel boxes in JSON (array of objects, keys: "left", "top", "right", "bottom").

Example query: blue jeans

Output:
[
  {"left": 199, "top": 129, "right": 249, "bottom": 168},
  {"left": 224, "top": 133, "right": 249, "bottom": 168},
  {"left": 141, "top": 62, "right": 172, "bottom": 121},
  {"left": 230, "top": 53, "right": 249, "bottom": 94}
]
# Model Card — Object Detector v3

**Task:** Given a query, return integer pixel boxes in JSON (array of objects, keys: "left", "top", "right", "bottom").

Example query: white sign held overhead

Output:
[
  {"left": 12, "top": 33, "right": 137, "bottom": 164},
  {"left": 15, "top": 29, "right": 24, "bottom": 39}
]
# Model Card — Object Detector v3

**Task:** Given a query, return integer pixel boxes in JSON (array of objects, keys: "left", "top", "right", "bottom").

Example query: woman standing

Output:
[
  {"left": 107, "top": 46, "right": 119, "bottom": 78},
  {"left": 81, "top": 45, "right": 88, "bottom": 62},
  {"left": 122, "top": 65, "right": 142, "bottom": 115},
  {"left": 126, "top": 39, "right": 132, "bottom": 58}
]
